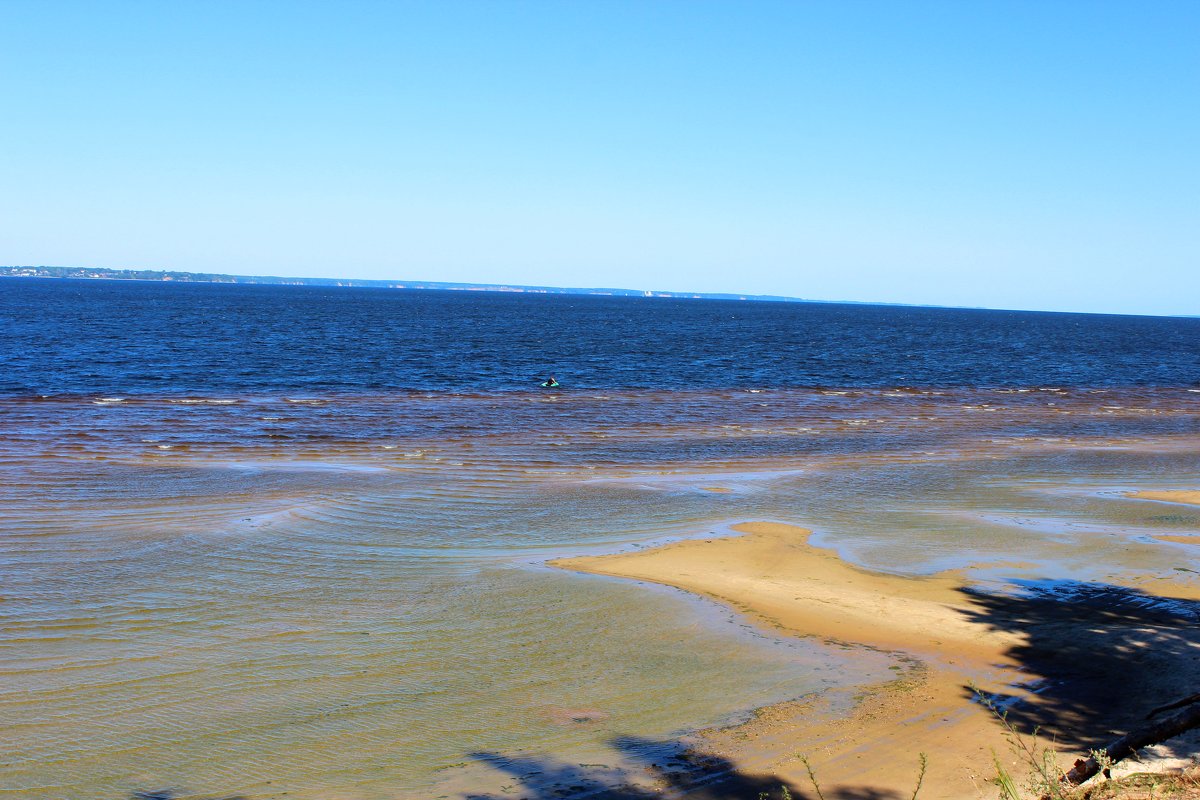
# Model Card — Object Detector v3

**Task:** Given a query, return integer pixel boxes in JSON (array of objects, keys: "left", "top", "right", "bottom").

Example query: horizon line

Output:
[{"left": 1, "top": 265, "right": 1195, "bottom": 321}]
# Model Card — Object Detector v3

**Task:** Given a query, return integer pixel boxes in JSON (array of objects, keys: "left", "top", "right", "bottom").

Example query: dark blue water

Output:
[{"left": 2, "top": 278, "right": 1198, "bottom": 395}]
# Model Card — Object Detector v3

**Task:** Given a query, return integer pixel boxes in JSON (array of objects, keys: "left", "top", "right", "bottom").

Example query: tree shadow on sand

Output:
[
  {"left": 464, "top": 735, "right": 904, "bottom": 800},
  {"left": 956, "top": 579, "right": 1200, "bottom": 754}
]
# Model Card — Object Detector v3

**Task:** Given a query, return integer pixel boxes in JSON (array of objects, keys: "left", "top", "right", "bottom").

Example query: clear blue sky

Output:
[{"left": 1, "top": 1, "right": 1196, "bottom": 315}]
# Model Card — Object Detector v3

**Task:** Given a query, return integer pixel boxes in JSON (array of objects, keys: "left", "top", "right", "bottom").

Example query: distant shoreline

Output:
[
  {"left": 0, "top": 266, "right": 808, "bottom": 304},
  {"left": 6, "top": 267, "right": 1196, "bottom": 319}
]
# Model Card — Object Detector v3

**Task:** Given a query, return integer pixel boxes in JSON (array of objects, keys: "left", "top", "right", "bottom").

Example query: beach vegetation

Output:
[
  {"left": 799, "top": 755, "right": 827, "bottom": 800},
  {"left": 969, "top": 672, "right": 1200, "bottom": 799},
  {"left": 795, "top": 751, "right": 927, "bottom": 800},
  {"left": 1072, "top": 767, "right": 1200, "bottom": 798},
  {"left": 909, "top": 751, "right": 928, "bottom": 799},
  {"left": 974, "top": 686, "right": 1069, "bottom": 800}
]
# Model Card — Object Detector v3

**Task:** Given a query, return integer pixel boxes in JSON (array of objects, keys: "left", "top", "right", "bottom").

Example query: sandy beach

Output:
[{"left": 554, "top": 519, "right": 1200, "bottom": 798}]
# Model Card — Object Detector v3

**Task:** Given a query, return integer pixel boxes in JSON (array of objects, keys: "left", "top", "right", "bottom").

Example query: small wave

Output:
[{"left": 167, "top": 398, "right": 240, "bottom": 405}]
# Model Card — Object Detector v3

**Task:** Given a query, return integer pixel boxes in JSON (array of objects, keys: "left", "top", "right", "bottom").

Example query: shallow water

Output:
[{"left": 2, "top": 387, "right": 1198, "bottom": 799}]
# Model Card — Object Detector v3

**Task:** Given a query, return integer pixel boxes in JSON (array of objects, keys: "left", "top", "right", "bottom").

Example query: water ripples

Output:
[{"left": 2, "top": 388, "right": 1199, "bottom": 798}]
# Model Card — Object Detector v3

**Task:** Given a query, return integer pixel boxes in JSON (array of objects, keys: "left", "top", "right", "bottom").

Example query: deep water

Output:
[{"left": 3, "top": 277, "right": 1198, "bottom": 395}]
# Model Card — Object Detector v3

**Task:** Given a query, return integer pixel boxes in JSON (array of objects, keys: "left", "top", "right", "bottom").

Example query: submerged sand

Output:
[
  {"left": 553, "top": 521, "right": 1200, "bottom": 799},
  {"left": 1130, "top": 491, "right": 1200, "bottom": 546}
]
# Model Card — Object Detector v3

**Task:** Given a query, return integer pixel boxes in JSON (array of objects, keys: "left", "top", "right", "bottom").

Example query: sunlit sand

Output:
[{"left": 556, "top": 519, "right": 1200, "bottom": 798}]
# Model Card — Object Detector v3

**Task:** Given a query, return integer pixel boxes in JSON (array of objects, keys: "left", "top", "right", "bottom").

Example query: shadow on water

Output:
[
  {"left": 463, "top": 736, "right": 904, "bottom": 800},
  {"left": 957, "top": 579, "right": 1200, "bottom": 753},
  {"left": 125, "top": 739, "right": 905, "bottom": 800}
]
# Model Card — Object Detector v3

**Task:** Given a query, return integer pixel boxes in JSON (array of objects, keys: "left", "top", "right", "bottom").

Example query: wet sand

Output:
[
  {"left": 1131, "top": 490, "right": 1200, "bottom": 506},
  {"left": 1153, "top": 534, "right": 1200, "bottom": 545},
  {"left": 554, "top": 521, "right": 1200, "bottom": 798}
]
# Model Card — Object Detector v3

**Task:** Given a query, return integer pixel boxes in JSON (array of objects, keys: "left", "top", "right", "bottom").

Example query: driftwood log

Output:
[
  {"left": 1063, "top": 696, "right": 1200, "bottom": 785},
  {"left": 1146, "top": 692, "right": 1200, "bottom": 720}
]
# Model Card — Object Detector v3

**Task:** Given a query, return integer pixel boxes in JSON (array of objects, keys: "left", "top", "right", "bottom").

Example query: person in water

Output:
[{"left": 542, "top": 375, "right": 559, "bottom": 388}]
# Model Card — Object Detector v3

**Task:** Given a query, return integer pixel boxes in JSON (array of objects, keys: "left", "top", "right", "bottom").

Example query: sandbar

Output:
[
  {"left": 1150, "top": 534, "right": 1200, "bottom": 546},
  {"left": 1130, "top": 490, "right": 1200, "bottom": 506},
  {"left": 553, "top": 522, "right": 1200, "bottom": 798}
]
